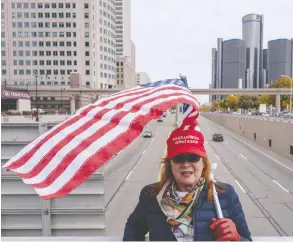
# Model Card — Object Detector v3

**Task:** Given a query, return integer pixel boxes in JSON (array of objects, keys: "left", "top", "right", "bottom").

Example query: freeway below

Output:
[{"left": 104, "top": 114, "right": 293, "bottom": 238}]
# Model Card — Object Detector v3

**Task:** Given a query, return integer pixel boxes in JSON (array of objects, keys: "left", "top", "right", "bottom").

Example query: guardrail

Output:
[{"left": 209, "top": 113, "right": 293, "bottom": 122}]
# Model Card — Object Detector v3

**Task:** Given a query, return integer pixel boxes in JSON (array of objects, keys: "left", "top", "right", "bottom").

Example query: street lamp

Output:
[
  {"left": 34, "top": 70, "right": 39, "bottom": 122},
  {"left": 280, "top": 75, "right": 293, "bottom": 113}
]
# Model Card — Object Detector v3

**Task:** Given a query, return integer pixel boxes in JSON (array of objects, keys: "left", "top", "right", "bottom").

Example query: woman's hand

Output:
[{"left": 210, "top": 218, "right": 241, "bottom": 241}]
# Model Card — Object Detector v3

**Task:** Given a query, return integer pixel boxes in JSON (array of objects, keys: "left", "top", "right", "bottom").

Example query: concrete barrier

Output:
[{"left": 201, "top": 113, "right": 293, "bottom": 161}]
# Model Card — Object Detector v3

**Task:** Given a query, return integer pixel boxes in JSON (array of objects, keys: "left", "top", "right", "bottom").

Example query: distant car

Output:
[
  {"left": 157, "top": 117, "right": 164, "bottom": 122},
  {"left": 143, "top": 130, "right": 152, "bottom": 138},
  {"left": 212, "top": 133, "right": 224, "bottom": 142},
  {"left": 162, "top": 112, "right": 167, "bottom": 117}
]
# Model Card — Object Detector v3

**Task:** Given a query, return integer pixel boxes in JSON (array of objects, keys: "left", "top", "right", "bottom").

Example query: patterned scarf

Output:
[{"left": 157, "top": 178, "right": 205, "bottom": 241}]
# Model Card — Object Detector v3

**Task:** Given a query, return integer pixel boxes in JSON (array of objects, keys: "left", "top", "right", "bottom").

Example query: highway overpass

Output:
[{"left": 25, "top": 87, "right": 292, "bottom": 96}]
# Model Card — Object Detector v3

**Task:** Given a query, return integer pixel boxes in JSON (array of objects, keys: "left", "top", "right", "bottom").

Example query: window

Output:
[
  {"left": 66, "top": 22, "right": 71, "bottom": 27},
  {"left": 31, "top": 3, "right": 36, "bottom": 8},
  {"left": 38, "top": 12, "right": 43, "bottom": 18},
  {"left": 84, "top": 3, "right": 89, "bottom": 8},
  {"left": 85, "top": 51, "right": 90, "bottom": 56},
  {"left": 85, "top": 23, "right": 89, "bottom": 28},
  {"left": 24, "top": 13, "right": 30, "bottom": 18},
  {"left": 38, "top": 3, "right": 43, "bottom": 8},
  {"left": 67, "top": 51, "right": 71, "bottom": 56},
  {"left": 14, "top": 60, "right": 18, "bottom": 65},
  {"left": 45, "top": 32, "right": 50, "bottom": 37},
  {"left": 59, "top": 3, "right": 64, "bottom": 8},
  {"left": 25, "top": 41, "right": 30, "bottom": 47},
  {"left": 85, "top": 32, "right": 89, "bottom": 37},
  {"left": 31, "top": 12, "right": 36, "bottom": 18},
  {"left": 45, "top": 3, "right": 50, "bottom": 8},
  {"left": 52, "top": 3, "right": 57, "bottom": 8},
  {"left": 45, "top": 13, "right": 50, "bottom": 18},
  {"left": 38, "top": 22, "right": 43, "bottom": 28},
  {"left": 60, "top": 41, "right": 65, "bottom": 47},
  {"left": 59, "top": 13, "right": 64, "bottom": 18},
  {"left": 86, "top": 61, "right": 90, "bottom": 65},
  {"left": 53, "top": 60, "right": 58, "bottom": 65},
  {"left": 25, "top": 51, "right": 30, "bottom": 56},
  {"left": 53, "top": 41, "right": 58, "bottom": 46},
  {"left": 85, "top": 42, "right": 89, "bottom": 47},
  {"left": 17, "top": 12, "right": 22, "bottom": 18},
  {"left": 66, "top": 3, "right": 70, "bottom": 8},
  {"left": 45, "top": 22, "right": 50, "bottom": 28},
  {"left": 66, "top": 13, "right": 71, "bottom": 18},
  {"left": 66, "top": 32, "right": 71, "bottom": 37},
  {"left": 26, "top": 60, "right": 31, "bottom": 65},
  {"left": 1, "top": 32, "right": 5, "bottom": 38},
  {"left": 52, "top": 13, "right": 57, "bottom": 18},
  {"left": 53, "top": 51, "right": 58, "bottom": 56},
  {"left": 46, "top": 41, "right": 51, "bottom": 47},
  {"left": 85, "top": 13, "right": 89, "bottom": 18},
  {"left": 59, "top": 22, "right": 64, "bottom": 28}
]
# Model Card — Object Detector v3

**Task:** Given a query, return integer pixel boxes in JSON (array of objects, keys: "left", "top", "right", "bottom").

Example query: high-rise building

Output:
[
  {"left": 115, "top": 0, "right": 135, "bottom": 89},
  {"left": 263, "top": 49, "right": 268, "bottom": 85},
  {"left": 136, "top": 72, "right": 151, "bottom": 85},
  {"left": 115, "top": 0, "right": 131, "bottom": 57},
  {"left": 267, "top": 39, "right": 293, "bottom": 83},
  {"left": 211, "top": 38, "right": 246, "bottom": 100},
  {"left": 1, "top": 0, "right": 117, "bottom": 89},
  {"left": 242, "top": 13, "right": 264, "bottom": 88},
  {"left": 222, "top": 39, "right": 246, "bottom": 89}
]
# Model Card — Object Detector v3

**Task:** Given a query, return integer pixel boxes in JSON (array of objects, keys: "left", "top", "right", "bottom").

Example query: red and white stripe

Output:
[{"left": 3, "top": 84, "right": 200, "bottom": 199}]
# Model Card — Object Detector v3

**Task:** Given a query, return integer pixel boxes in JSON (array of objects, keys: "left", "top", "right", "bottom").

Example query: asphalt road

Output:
[{"left": 104, "top": 114, "right": 293, "bottom": 238}]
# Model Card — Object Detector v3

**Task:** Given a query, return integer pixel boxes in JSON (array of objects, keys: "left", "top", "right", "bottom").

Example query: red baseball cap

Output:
[{"left": 166, "top": 126, "right": 207, "bottom": 160}]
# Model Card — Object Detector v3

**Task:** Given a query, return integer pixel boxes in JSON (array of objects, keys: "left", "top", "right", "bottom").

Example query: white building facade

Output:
[
  {"left": 1, "top": 0, "right": 117, "bottom": 89},
  {"left": 136, "top": 72, "right": 151, "bottom": 85}
]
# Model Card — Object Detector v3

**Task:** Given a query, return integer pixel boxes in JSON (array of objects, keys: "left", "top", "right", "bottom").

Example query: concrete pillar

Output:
[
  {"left": 70, "top": 95, "right": 76, "bottom": 114},
  {"left": 275, "top": 95, "right": 281, "bottom": 113}
]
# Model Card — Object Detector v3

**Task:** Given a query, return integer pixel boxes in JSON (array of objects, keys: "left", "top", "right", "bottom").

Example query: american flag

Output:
[{"left": 3, "top": 78, "right": 200, "bottom": 199}]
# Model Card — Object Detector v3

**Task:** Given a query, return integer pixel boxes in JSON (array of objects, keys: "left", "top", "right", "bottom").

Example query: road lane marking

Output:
[
  {"left": 142, "top": 150, "right": 146, "bottom": 155},
  {"left": 273, "top": 180, "right": 289, "bottom": 193},
  {"left": 235, "top": 179, "right": 247, "bottom": 193},
  {"left": 125, "top": 170, "right": 133, "bottom": 181},
  {"left": 215, "top": 154, "right": 220, "bottom": 160},
  {"left": 223, "top": 129, "right": 293, "bottom": 173},
  {"left": 240, "top": 153, "right": 247, "bottom": 160}
]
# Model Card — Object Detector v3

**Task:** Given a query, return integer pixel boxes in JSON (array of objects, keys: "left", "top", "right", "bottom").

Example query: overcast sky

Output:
[{"left": 131, "top": 0, "right": 293, "bottom": 103}]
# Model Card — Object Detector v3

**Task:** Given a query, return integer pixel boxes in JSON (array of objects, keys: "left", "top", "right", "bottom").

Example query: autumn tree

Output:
[{"left": 268, "top": 76, "right": 293, "bottom": 110}]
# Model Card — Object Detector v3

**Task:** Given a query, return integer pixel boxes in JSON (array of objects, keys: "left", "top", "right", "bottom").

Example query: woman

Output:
[{"left": 123, "top": 124, "right": 252, "bottom": 241}]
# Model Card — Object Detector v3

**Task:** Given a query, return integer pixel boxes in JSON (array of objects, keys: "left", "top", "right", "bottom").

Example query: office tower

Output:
[
  {"left": 263, "top": 49, "right": 268, "bottom": 85},
  {"left": 267, "top": 39, "right": 293, "bottom": 83},
  {"left": 242, "top": 13, "right": 264, "bottom": 88},
  {"left": 211, "top": 48, "right": 217, "bottom": 101},
  {"left": 115, "top": 0, "right": 136, "bottom": 89},
  {"left": 211, "top": 38, "right": 246, "bottom": 99},
  {"left": 222, "top": 39, "right": 246, "bottom": 88},
  {"left": 1, "top": 0, "right": 117, "bottom": 89}
]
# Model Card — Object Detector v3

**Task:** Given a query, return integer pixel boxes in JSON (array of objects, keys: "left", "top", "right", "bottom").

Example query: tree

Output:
[
  {"left": 224, "top": 95, "right": 239, "bottom": 111},
  {"left": 269, "top": 76, "right": 293, "bottom": 110},
  {"left": 238, "top": 95, "right": 260, "bottom": 111},
  {"left": 259, "top": 95, "right": 273, "bottom": 106},
  {"left": 211, "top": 99, "right": 222, "bottom": 111}
]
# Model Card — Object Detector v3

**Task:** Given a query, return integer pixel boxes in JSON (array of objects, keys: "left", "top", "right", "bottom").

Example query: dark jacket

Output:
[{"left": 123, "top": 182, "right": 252, "bottom": 241}]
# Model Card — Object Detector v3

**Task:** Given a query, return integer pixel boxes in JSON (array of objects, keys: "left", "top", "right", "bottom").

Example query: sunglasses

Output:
[{"left": 172, "top": 153, "right": 201, "bottom": 163}]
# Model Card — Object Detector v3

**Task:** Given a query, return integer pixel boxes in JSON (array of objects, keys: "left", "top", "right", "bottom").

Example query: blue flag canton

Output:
[
  {"left": 182, "top": 103, "right": 190, "bottom": 114},
  {"left": 139, "top": 78, "right": 188, "bottom": 88}
]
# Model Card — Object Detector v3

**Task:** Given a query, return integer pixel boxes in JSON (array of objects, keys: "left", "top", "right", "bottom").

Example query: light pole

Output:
[
  {"left": 34, "top": 70, "right": 39, "bottom": 122},
  {"left": 280, "top": 75, "right": 292, "bottom": 113}
]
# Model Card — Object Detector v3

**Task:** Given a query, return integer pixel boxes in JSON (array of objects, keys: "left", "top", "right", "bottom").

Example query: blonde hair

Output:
[{"left": 153, "top": 156, "right": 213, "bottom": 202}]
